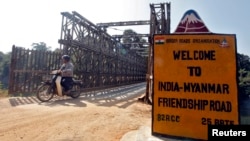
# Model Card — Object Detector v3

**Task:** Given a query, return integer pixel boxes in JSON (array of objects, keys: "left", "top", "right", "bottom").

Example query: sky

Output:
[{"left": 0, "top": 0, "right": 249, "bottom": 55}]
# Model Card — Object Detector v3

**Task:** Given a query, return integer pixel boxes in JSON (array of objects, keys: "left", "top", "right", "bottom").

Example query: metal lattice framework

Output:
[
  {"left": 142, "top": 2, "right": 171, "bottom": 104},
  {"left": 8, "top": 46, "right": 63, "bottom": 95},
  {"left": 8, "top": 2, "right": 170, "bottom": 96},
  {"left": 97, "top": 21, "right": 151, "bottom": 57},
  {"left": 58, "top": 11, "right": 147, "bottom": 89},
  {"left": 95, "top": 3, "right": 171, "bottom": 104}
]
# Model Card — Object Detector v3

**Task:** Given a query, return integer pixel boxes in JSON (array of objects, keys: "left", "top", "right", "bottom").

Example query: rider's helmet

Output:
[{"left": 62, "top": 55, "right": 70, "bottom": 61}]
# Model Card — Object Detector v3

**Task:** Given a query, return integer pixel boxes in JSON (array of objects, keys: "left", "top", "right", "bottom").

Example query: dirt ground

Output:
[{"left": 0, "top": 84, "right": 152, "bottom": 141}]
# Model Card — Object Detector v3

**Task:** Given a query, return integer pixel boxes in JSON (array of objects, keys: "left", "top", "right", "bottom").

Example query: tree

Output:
[
  {"left": 0, "top": 51, "right": 11, "bottom": 89},
  {"left": 54, "top": 48, "right": 62, "bottom": 53},
  {"left": 237, "top": 53, "right": 250, "bottom": 71},
  {"left": 122, "top": 29, "right": 146, "bottom": 49},
  {"left": 31, "top": 42, "right": 51, "bottom": 51},
  {"left": 237, "top": 53, "right": 250, "bottom": 98},
  {"left": 121, "top": 29, "right": 148, "bottom": 57}
]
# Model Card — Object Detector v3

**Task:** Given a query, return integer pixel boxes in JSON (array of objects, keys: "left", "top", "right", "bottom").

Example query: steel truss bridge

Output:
[{"left": 9, "top": 2, "right": 171, "bottom": 104}]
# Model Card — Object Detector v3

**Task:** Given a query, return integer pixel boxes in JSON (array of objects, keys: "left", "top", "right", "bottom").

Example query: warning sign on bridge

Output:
[{"left": 152, "top": 34, "right": 239, "bottom": 140}]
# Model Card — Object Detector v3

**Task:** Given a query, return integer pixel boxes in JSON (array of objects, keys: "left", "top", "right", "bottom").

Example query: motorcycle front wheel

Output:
[{"left": 36, "top": 84, "right": 54, "bottom": 102}]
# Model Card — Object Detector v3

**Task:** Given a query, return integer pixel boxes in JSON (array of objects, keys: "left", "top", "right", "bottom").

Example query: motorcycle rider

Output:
[{"left": 58, "top": 55, "right": 74, "bottom": 95}]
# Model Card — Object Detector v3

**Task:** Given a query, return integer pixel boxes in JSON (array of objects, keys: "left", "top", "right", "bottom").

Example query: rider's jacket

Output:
[{"left": 60, "top": 62, "right": 74, "bottom": 77}]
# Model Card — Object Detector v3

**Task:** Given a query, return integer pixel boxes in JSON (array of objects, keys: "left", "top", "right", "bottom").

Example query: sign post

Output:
[{"left": 152, "top": 34, "right": 239, "bottom": 140}]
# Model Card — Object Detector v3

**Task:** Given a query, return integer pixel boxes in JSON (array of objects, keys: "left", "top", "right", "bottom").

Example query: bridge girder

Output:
[
  {"left": 141, "top": 2, "right": 171, "bottom": 104},
  {"left": 96, "top": 20, "right": 150, "bottom": 28},
  {"left": 58, "top": 2, "right": 171, "bottom": 103},
  {"left": 58, "top": 11, "right": 147, "bottom": 88}
]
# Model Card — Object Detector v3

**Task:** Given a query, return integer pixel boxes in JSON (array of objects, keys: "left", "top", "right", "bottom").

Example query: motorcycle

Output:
[{"left": 36, "top": 70, "right": 82, "bottom": 102}]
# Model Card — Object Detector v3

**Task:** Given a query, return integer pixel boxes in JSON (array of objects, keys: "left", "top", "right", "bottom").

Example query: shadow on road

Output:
[
  {"left": 8, "top": 82, "right": 146, "bottom": 108},
  {"left": 9, "top": 96, "right": 40, "bottom": 106},
  {"left": 80, "top": 82, "right": 146, "bottom": 108},
  {"left": 8, "top": 96, "right": 87, "bottom": 107},
  {"left": 39, "top": 97, "right": 87, "bottom": 107}
]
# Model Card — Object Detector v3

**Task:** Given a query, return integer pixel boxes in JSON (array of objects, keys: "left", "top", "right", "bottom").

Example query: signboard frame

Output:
[{"left": 152, "top": 33, "right": 240, "bottom": 140}]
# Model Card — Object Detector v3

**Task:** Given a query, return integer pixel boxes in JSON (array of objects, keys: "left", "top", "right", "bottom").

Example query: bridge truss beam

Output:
[
  {"left": 96, "top": 20, "right": 150, "bottom": 28},
  {"left": 139, "top": 2, "right": 171, "bottom": 104},
  {"left": 58, "top": 11, "right": 147, "bottom": 89}
]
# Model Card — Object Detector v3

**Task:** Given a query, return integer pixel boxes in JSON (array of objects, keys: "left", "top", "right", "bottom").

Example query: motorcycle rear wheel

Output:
[
  {"left": 70, "top": 84, "right": 81, "bottom": 98},
  {"left": 36, "top": 84, "right": 54, "bottom": 102}
]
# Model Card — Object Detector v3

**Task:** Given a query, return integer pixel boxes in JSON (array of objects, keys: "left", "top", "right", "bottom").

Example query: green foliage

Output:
[
  {"left": 0, "top": 51, "right": 11, "bottom": 89},
  {"left": 238, "top": 72, "right": 250, "bottom": 97},
  {"left": 54, "top": 48, "right": 62, "bottom": 53},
  {"left": 238, "top": 53, "right": 250, "bottom": 98},
  {"left": 31, "top": 42, "right": 51, "bottom": 51},
  {"left": 122, "top": 29, "right": 146, "bottom": 49},
  {"left": 237, "top": 53, "right": 250, "bottom": 71}
]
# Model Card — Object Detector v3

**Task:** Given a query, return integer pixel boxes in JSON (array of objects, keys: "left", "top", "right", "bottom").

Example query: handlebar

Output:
[{"left": 50, "top": 70, "right": 60, "bottom": 75}]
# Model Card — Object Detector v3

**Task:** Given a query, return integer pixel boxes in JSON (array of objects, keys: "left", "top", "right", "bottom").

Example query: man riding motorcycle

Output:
[
  {"left": 58, "top": 55, "right": 74, "bottom": 95},
  {"left": 36, "top": 54, "right": 82, "bottom": 102}
]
